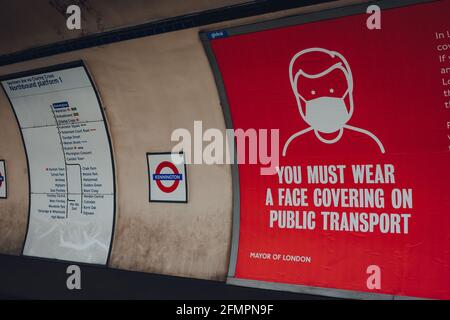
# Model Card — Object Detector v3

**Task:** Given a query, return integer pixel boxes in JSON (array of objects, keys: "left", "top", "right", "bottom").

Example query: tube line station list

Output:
[{"left": 1, "top": 66, "right": 115, "bottom": 264}]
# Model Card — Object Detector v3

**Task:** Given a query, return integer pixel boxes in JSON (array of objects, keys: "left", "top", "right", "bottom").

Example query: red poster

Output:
[{"left": 210, "top": 0, "right": 450, "bottom": 299}]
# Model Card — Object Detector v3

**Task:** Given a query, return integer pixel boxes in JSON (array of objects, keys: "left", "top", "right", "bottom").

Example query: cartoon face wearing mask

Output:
[
  {"left": 291, "top": 48, "right": 354, "bottom": 135},
  {"left": 282, "top": 47, "right": 385, "bottom": 156}
]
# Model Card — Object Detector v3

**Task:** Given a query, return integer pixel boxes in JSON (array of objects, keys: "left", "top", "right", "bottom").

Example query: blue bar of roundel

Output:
[{"left": 152, "top": 174, "right": 182, "bottom": 181}]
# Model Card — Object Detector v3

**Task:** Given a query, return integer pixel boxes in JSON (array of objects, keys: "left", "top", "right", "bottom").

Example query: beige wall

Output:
[
  {"left": 0, "top": 29, "right": 233, "bottom": 280},
  {"left": 0, "top": 0, "right": 366, "bottom": 280}
]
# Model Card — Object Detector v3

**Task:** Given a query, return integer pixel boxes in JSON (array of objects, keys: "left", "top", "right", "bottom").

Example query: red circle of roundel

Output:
[{"left": 155, "top": 161, "right": 180, "bottom": 193}]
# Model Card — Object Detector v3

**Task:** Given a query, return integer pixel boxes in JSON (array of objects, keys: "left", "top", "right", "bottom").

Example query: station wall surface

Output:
[
  {"left": 0, "top": 0, "right": 249, "bottom": 55},
  {"left": 0, "top": 0, "right": 366, "bottom": 280}
]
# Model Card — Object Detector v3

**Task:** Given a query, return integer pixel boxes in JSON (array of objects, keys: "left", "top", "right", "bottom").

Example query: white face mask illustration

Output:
[
  {"left": 300, "top": 92, "right": 351, "bottom": 133},
  {"left": 292, "top": 58, "right": 354, "bottom": 135},
  {"left": 283, "top": 47, "right": 386, "bottom": 156}
]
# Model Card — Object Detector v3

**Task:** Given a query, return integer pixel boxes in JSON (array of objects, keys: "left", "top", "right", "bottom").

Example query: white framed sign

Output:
[
  {"left": 0, "top": 160, "right": 6, "bottom": 199},
  {"left": 147, "top": 152, "right": 188, "bottom": 203},
  {"left": 0, "top": 61, "right": 116, "bottom": 265}
]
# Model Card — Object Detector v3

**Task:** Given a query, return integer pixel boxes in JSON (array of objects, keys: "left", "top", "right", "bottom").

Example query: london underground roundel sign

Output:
[{"left": 147, "top": 152, "right": 187, "bottom": 203}]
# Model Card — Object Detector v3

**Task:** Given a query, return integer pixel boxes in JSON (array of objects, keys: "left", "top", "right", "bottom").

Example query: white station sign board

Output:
[
  {"left": 1, "top": 62, "right": 115, "bottom": 264},
  {"left": 0, "top": 160, "right": 6, "bottom": 199},
  {"left": 147, "top": 152, "right": 188, "bottom": 203}
]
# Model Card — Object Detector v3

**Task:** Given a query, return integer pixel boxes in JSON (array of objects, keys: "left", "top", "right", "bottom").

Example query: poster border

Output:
[
  {"left": 0, "top": 160, "right": 7, "bottom": 199},
  {"left": 200, "top": 0, "right": 437, "bottom": 300},
  {"left": 146, "top": 151, "right": 189, "bottom": 204},
  {"left": 0, "top": 60, "right": 117, "bottom": 267}
]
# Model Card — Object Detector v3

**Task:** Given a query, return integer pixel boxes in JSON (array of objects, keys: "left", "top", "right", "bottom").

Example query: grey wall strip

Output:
[
  {"left": 227, "top": 277, "right": 427, "bottom": 300},
  {"left": 200, "top": 34, "right": 241, "bottom": 278}
]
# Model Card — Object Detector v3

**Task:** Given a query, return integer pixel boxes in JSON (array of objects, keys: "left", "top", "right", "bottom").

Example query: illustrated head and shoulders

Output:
[{"left": 282, "top": 47, "right": 385, "bottom": 157}]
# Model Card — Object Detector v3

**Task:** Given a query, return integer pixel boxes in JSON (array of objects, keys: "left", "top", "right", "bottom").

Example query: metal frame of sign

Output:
[
  {"left": 200, "top": 0, "right": 436, "bottom": 300},
  {"left": 0, "top": 60, "right": 117, "bottom": 267},
  {"left": 0, "top": 160, "right": 7, "bottom": 199},
  {"left": 147, "top": 151, "right": 188, "bottom": 203}
]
